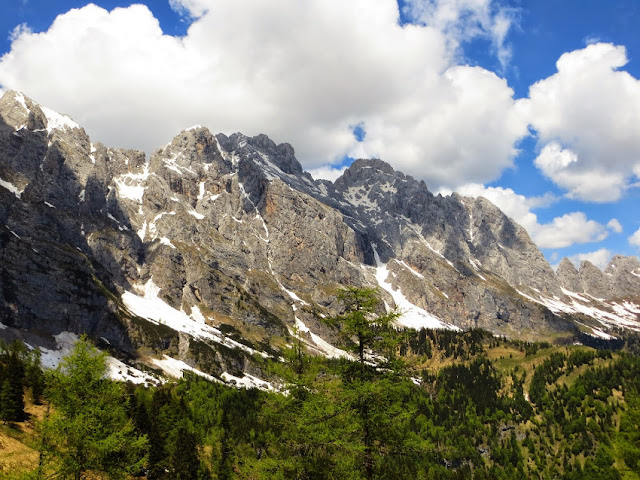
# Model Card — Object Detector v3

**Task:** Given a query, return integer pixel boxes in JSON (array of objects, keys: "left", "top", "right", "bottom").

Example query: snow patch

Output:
[
  {"left": 396, "top": 259, "right": 424, "bottom": 279},
  {"left": 147, "top": 211, "right": 176, "bottom": 240},
  {"left": 122, "top": 279, "right": 268, "bottom": 358},
  {"left": 137, "top": 221, "right": 148, "bottom": 241},
  {"left": 424, "top": 241, "right": 458, "bottom": 271},
  {"left": 163, "top": 154, "right": 197, "bottom": 175},
  {"left": 188, "top": 210, "right": 205, "bottom": 220},
  {"left": 283, "top": 287, "right": 309, "bottom": 306},
  {"left": 221, "top": 371, "right": 275, "bottom": 391},
  {"left": 190, "top": 305, "right": 206, "bottom": 324},
  {"left": 14, "top": 91, "right": 29, "bottom": 112},
  {"left": 114, "top": 178, "right": 145, "bottom": 203},
  {"left": 372, "top": 245, "right": 458, "bottom": 331},
  {"left": 518, "top": 289, "right": 640, "bottom": 332},
  {"left": 561, "top": 288, "right": 591, "bottom": 303},
  {"left": 291, "top": 317, "right": 351, "bottom": 359},
  {"left": 38, "top": 331, "right": 79, "bottom": 369},
  {"left": 469, "top": 258, "right": 487, "bottom": 281},
  {"left": 158, "top": 237, "right": 176, "bottom": 249},
  {"left": 0, "top": 177, "right": 24, "bottom": 199},
  {"left": 151, "top": 355, "right": 215, "bottom": 382},
  {"left": 107, "top": 357, "right": 162, "bottom": 386},
  {"left": 41, "top": 105, "right": 80, "bottom": 133},
  {"left": 113, "top": 166, "right": 151, "bottom": 204}
]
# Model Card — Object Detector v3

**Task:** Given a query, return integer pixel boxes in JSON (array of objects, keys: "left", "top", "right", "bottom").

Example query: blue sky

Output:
[{"left": 1, "top": 0, "right": 639, "bottom": 269}]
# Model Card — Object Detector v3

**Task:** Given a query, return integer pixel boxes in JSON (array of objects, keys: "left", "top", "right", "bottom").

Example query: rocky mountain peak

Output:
[
  {"left": 1, "top": 91, "right": 639, "bottom": 384},
  {"left": 554, "top": 255, "right": 640, "bottom": 300},
  {"left": 334, "top": 158, "right": 406, "bottom": 190},
  {"left": 605, "top": 255, "right": 640, "bottom": 298},
  {"left": 556, "top": 257, "right": 582, "bottom": 293},
  {"left": 245, "top": 133, "right": 301, "bottom": 175},
  {"left": 0, "top": 90, "right": 81, "bottom": 135},
  {"left": 578, "top": 260, "right": 610, "bottom": 299}
]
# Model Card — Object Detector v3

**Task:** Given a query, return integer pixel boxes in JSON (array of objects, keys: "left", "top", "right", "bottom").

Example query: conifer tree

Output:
[
  {"left": 41, "top": 336, "right": 147, "bottom": 479},
  {"left": 169, "top": 423, "right": 200, "bottom": 480},
  {"left": 24, "top": 348, "right": 45, "bottom": 404},
  {"left": 0, "top": 345, "right": 25, "bottom": 423},
  {"left": 329, "top": 287, "right": 415, "bottom": 480}
]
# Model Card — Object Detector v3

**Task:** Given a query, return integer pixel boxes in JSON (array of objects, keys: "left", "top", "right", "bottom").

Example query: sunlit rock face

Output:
[{"left": 1, "top": 91, "right": 638, "bottom": 379}]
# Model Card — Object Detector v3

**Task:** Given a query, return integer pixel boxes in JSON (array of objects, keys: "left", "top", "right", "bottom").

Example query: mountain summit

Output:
[{"left": 1, "top": 91, "right": 638, "bottom": 381}]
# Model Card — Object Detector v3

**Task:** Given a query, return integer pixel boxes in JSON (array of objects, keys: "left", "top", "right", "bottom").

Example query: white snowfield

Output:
[
  {"left": 290, "top": 317, "right": 352, "bottom": 360},
  {"left": 0, "top": 177, "right": 24, "bottom": 198},
  {"left": 34, "top": 331, "right": 161, "bottom": 386},
  {"left": 372, "top": 245, "right": 459, "bottom": 331},
  {"left": 121, "top": 278, "right": 279, "bottom": 388},
  {"left": 29, "top": 329, "right": 275, "bottom": 391},
  {"left": 12, "top": 91, "right": 79, "bottom": 134},
  {"left": 122, "top": 278, "right": 268, "bottom": 359},
  {"left": 517, "top": 287, "right": 640, "bottom": 336},
  {"left": 107, "top": 357, "right": 162, "bottom": 386},
  {"left": 151, "top": 355, "right": 276, "bottom": 392},
  {"left": 40, "top": 104, "right": 80, "bottom": 133}
]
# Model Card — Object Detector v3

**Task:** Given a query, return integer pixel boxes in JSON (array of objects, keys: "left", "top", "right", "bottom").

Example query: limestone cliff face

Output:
[{"left": 1, "top": 91, "right": 639, "bottom": 379}]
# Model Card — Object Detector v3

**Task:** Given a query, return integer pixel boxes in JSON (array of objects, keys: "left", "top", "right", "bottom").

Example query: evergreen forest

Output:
[{"left": 0, "top": 289, "right": 639, "bottom": 479}]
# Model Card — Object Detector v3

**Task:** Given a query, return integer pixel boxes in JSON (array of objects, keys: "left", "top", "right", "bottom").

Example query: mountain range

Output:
[{"left": 1, "top": 90, "right": 639, "bottom": 386}]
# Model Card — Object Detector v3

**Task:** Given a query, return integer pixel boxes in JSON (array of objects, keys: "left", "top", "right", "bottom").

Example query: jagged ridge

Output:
[{"left": 1, "top": 90, "right": 639, "bottom": 383}]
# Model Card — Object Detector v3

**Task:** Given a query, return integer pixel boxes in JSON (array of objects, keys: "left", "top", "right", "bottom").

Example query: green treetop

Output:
[{"left": 41, "top": 335, "right": 147, "bottom": 480}]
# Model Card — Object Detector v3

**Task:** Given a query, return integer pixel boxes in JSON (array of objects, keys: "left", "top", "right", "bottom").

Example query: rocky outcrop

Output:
[
  {"left": 556, "top": 258, "right": 583, "bottom": 293},
  {"left": 605, "top": 255, "right": 640, "bottom": 299},
  {"left": 1, "top": 91, "right": 638, "bottom": 378},
  {"left": 556, "top": 255, "right": 640, "bottom": 300}
]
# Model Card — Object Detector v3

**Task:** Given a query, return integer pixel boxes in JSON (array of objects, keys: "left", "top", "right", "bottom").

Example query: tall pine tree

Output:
[
  {"left": 41, "top": 336, "right": 148, "bottom": 480},
  {"left": 0, "top": 343, "right": 26, "bottom": 423}
]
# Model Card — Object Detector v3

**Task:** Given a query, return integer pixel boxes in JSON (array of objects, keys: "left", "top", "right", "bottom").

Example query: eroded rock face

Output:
[
  {"left": 1, "top": 91, "right": 638, "bottom": 376},
  {"left": 605, "top": 256, "right": 640, "bottom": 299},
  {"left": 556, "top": 258, "right": 582, "bottom": 294},
  {"left": 555, "top": 255, "right": 640, "bottom": 300}
]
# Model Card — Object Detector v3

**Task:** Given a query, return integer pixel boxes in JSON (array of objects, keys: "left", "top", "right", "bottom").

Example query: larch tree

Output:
[{"left": 41, "top": 335, "right": 147, "bottom": 480}]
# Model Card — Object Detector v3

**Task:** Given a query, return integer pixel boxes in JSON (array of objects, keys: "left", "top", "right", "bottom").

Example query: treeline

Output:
[
  {"left": 2, "top": 336, "right": 640, "bottom": 479},
  {"left": 0, "top": 340, "right": 44, "bottom": 423},
  {"left": 2, "top": 290, "right": 640, "bottom": 479},
  {"left": 399, "top": 327, "right": 551, "bottom": 361}
]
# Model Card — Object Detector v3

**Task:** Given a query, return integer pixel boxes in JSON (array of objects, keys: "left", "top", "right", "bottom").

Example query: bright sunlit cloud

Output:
[
  {"left": 0, "top": 0, "right": 526, "bottom": 192},
  {"left": 0, "top": 0, "right": 639, "bottom": 258},
  {"left": 456, "top": 184, "right": 610, "bottom": 249},
  {"left": 630, "top": 227, "right": 640, "bottom": 248},
  {"left": 523, "top": 43, "right": 640, "bottom": 202},
  {"left": 566, "top": 248, "right": 614, "bottom": 271}
]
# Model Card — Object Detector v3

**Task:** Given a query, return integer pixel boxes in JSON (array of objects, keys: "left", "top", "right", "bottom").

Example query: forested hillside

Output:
[{"left": 1, "top": 320, "right": 640, "bottom": 479}]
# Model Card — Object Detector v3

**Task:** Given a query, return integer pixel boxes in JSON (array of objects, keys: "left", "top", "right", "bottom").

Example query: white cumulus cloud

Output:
[
  {"left": 0, "top": 0, "right": 526, "bottom": 192},
  {"left": 2, "top": 3, "right": 639, "bottom": 213},
  {"left": 532, "top": 213, "right": 609, "bottom": 249},
  {"left": 523, "top": 43, "right": 640, "bottom": 202},
  {"left": 566, "top": 248, "right": 613, "bottom": 271},
  {"left": 457, "top": 184, "right": 610, "bottom": 249},
  {"left": 629, "top": 227, "right": 640, "bottom": 248},
  {"left": 9, "top": 23, "right": 32, "bottom": 42},
  {"left": 606, "top": 218, "right": 622, "bottom": 233},
  {"left": 402, "top": 0, "right": 517, "bottom": 69},
  {"left": 168, "top": 0, "right": 208, "bottom": 19},
  {"left": 308, "top": 166, "right": 347, "bottom": 183}
]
